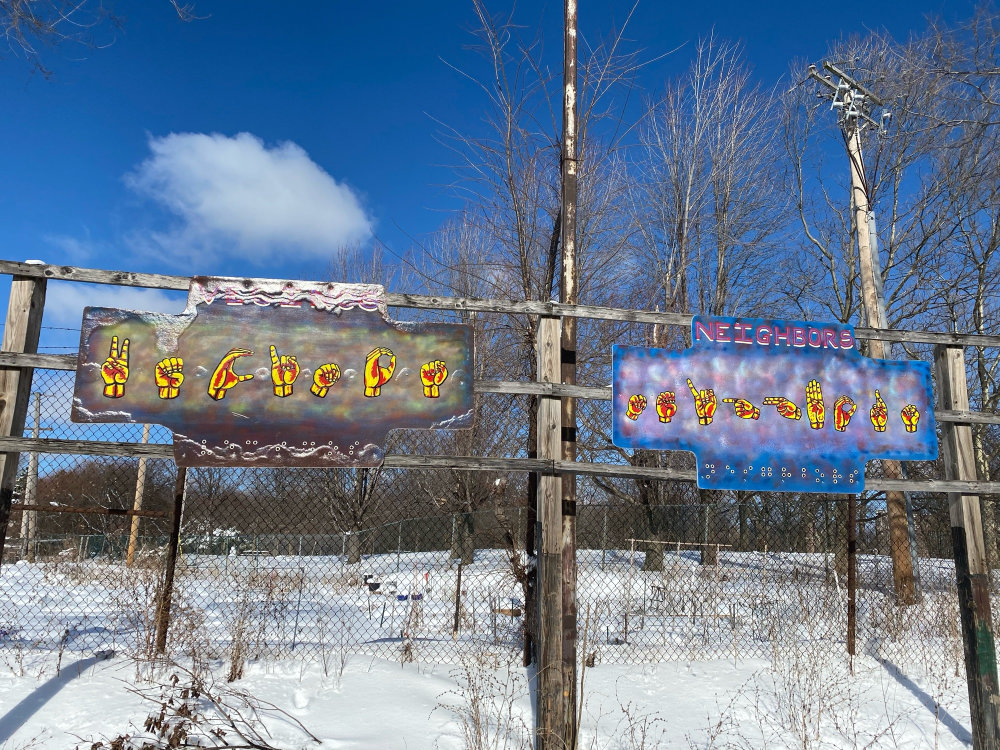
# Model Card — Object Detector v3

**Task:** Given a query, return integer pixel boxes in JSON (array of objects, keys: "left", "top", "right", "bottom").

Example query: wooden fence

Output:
[{"left": 1, "top": 259, "right": 1000, "bottom": 747}]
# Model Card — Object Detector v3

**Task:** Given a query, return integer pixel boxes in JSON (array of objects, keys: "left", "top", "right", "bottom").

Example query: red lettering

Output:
[
  {"left": 807, "top": 328, "right": 822, "bottom": 347},
  {"left": 756, "top": 325, "right": 772, "bottom": 345},
  {"left": 694, "top": 320, "right": 714, "bottom": 343},
  {"left": 715, "top": 322, "right": 731, "bottom": 342},
  {"left": 840, "top": 330, "right": 855, "bottom": 349},
  {"left": 773, "top": 326, "right": 790, "bottom": 345},
  {"left": 792, "top": 327, "right": 807, "bottom": 347},
  {"left": 734, "top": 322, "right": 753, "bottom": 344},
  {"left": 822, "top": 329, "right": 837, "bottom": 348}
]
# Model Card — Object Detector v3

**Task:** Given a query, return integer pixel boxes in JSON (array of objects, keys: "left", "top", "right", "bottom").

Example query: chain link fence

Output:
[{"left": 0, "top": 360, "right": 989, "bottom": 679}]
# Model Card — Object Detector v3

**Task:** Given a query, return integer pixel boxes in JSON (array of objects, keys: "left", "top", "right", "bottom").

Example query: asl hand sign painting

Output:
[
  {"left": 73, "top": 277, "right": 474, "bottom": 467},
  {"left": 613, "top": 316, "right": 936, "bottom": 493}
]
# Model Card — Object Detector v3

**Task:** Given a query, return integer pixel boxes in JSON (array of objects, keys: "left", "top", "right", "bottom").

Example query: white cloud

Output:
[
  {"left": 124, "top": 132, "right": 373, "bottom": 265},
  {"left": 43, "top": 282, "right": 187, "bottom": 328},
  {"left": 43, "top": 231, "right": 107, "bottom": 262}
]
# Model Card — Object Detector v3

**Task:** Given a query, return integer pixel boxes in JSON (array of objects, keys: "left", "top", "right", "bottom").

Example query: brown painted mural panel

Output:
[{"left": 72, "top": 277, "right": 474, "bottom": 467}]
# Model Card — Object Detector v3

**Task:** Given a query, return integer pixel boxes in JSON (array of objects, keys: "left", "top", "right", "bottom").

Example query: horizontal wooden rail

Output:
[
  {"left": 0, "top": 352, "right": 76, "bottom": 370},
  {"left": 11, "top": 503, "right": 168, "bottom": 518},
  {"left": 0, "top": 261, "right": 191, "bottom": 291},
  {"left": 937, "top": 409, "right": 1000, "bottom": 426},
  {"left": 476, "top": 380, "right": 611, "bottom": 400},
  {"left": 0, "top": 436, "right": 172, "bottom": 457},
  {"left": 4, "top": 260, "right": 1000, "bottom": 348},
  {"left": 1, "top": 436, "right": 999, "bottom": 495}
]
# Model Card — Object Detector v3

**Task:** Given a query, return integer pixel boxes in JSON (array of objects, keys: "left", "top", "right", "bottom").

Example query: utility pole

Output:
[
  {"left": 808, "top": 62, "right": 918, "bottom": 605},
  {"left": 559, "top": 0, "right": 579, "bottom": 747}
]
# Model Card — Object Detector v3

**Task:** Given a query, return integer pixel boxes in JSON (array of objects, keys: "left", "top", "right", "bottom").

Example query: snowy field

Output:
[
  {"left": 0, "top": 545, "right": 981, "bottom": 748},
  {"left": 0, "top": 547, "right": 969, "bottom": 665},
  {"left": 0, "top": 647, "right": 975, "bottom": 748}
]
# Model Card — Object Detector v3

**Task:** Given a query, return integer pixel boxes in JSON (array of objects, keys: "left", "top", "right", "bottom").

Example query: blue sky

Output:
[{"left": 0, "top": 0, "right": 965, "bottom": 349}]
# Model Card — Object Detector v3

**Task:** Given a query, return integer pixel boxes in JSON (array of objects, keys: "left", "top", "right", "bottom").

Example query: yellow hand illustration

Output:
[
  {"left": 870, "top": 390, "right": 888, "bottom": 432},
  {"left": 101, "top": 336, "right": 130, "bottom": 398},
  {"left": 900, "top": 403, "right": 920, "bottom": 433},
  {"left": 420, "top": 360, "right": 448, "bottom": 398},
  {"left": 722, "top": 397, "right": 760, "bottom": 420},
  {"left": 269, "top": 344, "right": 300, "bottom": 397},
  {"left": 310, "top": 363, "right": 341, "bottom": 398},
  {"left": 686, "top": 378, "right": 717, "bottom": 426},
  {"left": 806, "top": 379, "right": 825, "bottom": 430},
  {"left": 364, "top": 347, "right": 396, "bottom": 397},
  {"left": 762, "top": 396, "right": 801, "bottom": 420},
  {"left": 154, "top": 356, "right": 184, "bottom": 399},
  {"left": 655, "top": 391, "right": 676, "bottom": 423},
  {"left": 208, "top": 348, "right": 254, "bottom": 401},
  {"left": 834, "top": 395, "right": 856, "bottom": 432},
  {"left": 626, "top": 394, "right": 647, "bottom": 421}
]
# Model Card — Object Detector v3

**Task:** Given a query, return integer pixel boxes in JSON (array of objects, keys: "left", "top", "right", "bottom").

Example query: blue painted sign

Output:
[{"left": 612, "top": 316, "right": 936, "bottom": 493}]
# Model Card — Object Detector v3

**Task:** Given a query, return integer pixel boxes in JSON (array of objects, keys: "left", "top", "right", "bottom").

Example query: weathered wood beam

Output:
[
  {"left": 0, "top": 274, "right": 46, "bottom": 570},
  {"left": 5, "top": 261, "right": 1000, "bottom": 347},
  {"left": 2, "top": 437, "right": 998, "bottom": 495},
  {"left": 11, "top": 503, "right": 168, "bottom": 519}
]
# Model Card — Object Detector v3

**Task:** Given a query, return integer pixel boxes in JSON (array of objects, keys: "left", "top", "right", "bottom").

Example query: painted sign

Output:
[
  {"left": 72, "top": 277, "right": 474, "bottom": 467},
  {"left": 612, "top": 316, "right": 936, "bottom": 493}
]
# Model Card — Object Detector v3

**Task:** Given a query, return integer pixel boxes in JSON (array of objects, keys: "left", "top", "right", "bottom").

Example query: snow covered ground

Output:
[
  {"left": 0, "top": 647, "right": 974, "bottom": 748},
  {"left": 0, "top": 546, "right": 980, "bottom": 748}
]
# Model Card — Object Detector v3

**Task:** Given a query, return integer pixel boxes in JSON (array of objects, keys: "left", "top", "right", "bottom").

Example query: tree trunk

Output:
[
  {"left": 804, "top": 500, "right": 817, "bottom": 555},
  {"left": 698, "top": 491, "right": 717, "bottom": 566},
  {"left": 834, "top": 499, "right": 848, "bottom": 582},
  {"left": 345, "top": 532, "right": 362, "bottom": 565},
  {"left": 641, "top": 541, "right": 664, "bottom": 572},
  {"left": 452, "top": 511, "right": 476, "bottom": 565},
  {"left": 738, "top": 495, "right": 749, "bottom": 552},
  {"left": 634, "top": 453, "right": 665, "bottom": 572}
]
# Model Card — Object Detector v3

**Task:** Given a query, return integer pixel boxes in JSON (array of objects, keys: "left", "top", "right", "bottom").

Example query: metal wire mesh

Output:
[{"left": 0, "top": 351, "right": 984, "bottom": 677}]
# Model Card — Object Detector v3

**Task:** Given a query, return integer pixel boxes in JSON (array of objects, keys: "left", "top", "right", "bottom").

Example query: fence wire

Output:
[{"left": 0, "top": 365, "right": 987, "bottom": 678}]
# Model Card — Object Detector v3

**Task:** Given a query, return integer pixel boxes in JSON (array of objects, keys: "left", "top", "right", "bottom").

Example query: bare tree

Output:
[
  {"left": 630, "top": 36, "right": 784, "bottom": 324},
  {"left": 588, "top": 37, "right": 786, "bottom": 570},
  {"left": 426, "top": 1, "right": 646, "bottom": 668},
  {"left": 2, "top": 0, "right": 196, "bottom": 75},
  {"left": 305, "top": 467, "right": 385, "bottom": 564},
  {"left": 781, "top": 13, "right": 1000, "bottom": 589},
  {"left": 875, "top": 8, "right": 1000, "bottom": 564}
]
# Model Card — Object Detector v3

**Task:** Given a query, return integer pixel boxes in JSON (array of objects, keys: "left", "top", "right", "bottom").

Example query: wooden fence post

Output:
[
  {"left": 0, "top": 273, "right": 46, "bottom": 568},
  {"left": 935, "top": 344, "right": 1000, "bottom": 750},
  {"left": 536, "top": 315, "right": 564, "bottom": 749},
  {"left": 155, "top": 465, "right": 187, "bottom": 654}
]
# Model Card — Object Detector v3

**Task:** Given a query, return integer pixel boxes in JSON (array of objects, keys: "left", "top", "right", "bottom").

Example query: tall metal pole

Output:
[
  {"left": 809, "top": 64, "right": 917, "bottom": 605},
  {"left": 559, "top": 0, "right": 579, "bottom": 746},
  {"left": 155, "top": 465, "right": 187, "bottom": 654},
  {"left": 20, "top": 392, "right": 40, "bottom": 562},
  {"left": 126, "top": 423, "right": 151, "bottom": 566}
]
